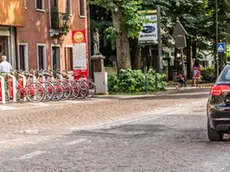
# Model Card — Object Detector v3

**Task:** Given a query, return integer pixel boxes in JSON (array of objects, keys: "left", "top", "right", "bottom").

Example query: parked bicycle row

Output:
[{"left": 0, "top": 69, "right": 96, "bottom": 103}]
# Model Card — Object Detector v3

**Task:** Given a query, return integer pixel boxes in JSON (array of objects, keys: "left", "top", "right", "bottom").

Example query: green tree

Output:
[{"left": 89, "top": 0, "right": 144, "bottom": 71}]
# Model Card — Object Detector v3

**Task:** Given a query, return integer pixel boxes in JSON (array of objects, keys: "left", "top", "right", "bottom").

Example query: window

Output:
[
  {"left": 79, "top": 0, "right": 85, "bottom": 17},
  {"left": 65, "top": 0, "right": 72, "bottom": 14},
  {"left": 18, "top": 43, "right": 28, "bottom": 70},
  {"left": 36, "top": 0, "right": 45, "bottom": 11},
  {"left": 65, "top": 47, "right": 73, "bottom": 70},
  {"left": 37, "top": 44, "right": 46, "bottom": 70}
]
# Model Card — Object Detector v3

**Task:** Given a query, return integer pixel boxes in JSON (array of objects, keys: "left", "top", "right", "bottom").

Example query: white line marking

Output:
[
  {"left": 65, "top": 100, "right": 82, "bottom": 104},
  {"left": 0, "top": 139, "right": 22, "bottom": 144},
  {"left": 19, "top": 151, "right": 46, "bottom": 160},
  {"left": 64, "top": 139, "right": 87, "bottom": 145},
  {"left": 22, "top": 130, "right": 39, "bottom": 134},
  {"left": 0, "top": 106, "right": 17, "bottom": 110},
  {"left": 32, "top": 102, "right": 50, "bottom": 107}
]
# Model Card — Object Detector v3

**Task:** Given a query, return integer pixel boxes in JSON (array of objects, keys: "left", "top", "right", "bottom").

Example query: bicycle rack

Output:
[
  {"left": 57, "top": 74, "right": 63, "bottom": 81},
  {"left": 33, "top": 75, "right": 36, "bottom": 82},
  {"left": 41, "top": 72, "right": 46, "bottom": 83},
  {"left": 18, "top": 74, "right": 27, "bottom": 101},
  {"left": 8, "top": 74, "right": 17, "bottom": 102},
  {"left": 0, "top": 76, "right": 6, "bottom": 104}
]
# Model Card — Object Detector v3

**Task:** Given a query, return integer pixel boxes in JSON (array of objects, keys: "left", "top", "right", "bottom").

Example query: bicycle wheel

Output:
[
  {"left": 68, "top": 81, "right": 80, "bottom": 100},
  {"left": 43, "top": 82, "right": 55, "bottom": 102},
  {"left": 25, "top": 82, "right": 45, "bottom": 103},
  {"left": 76, "top": 80, "right": 88, "bottom": 99},
  {"left": 87, "top": 80, "right": 96, "bottom": 98},
  {"left": 52, "top": 82, "right": 64, "bottom": 101},
  {"left": 61, "top": 81, "right": 72, "bottom": 100}
]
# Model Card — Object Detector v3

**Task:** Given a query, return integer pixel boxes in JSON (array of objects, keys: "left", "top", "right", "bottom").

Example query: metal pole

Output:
[
  {"left": 216, "top": 0, "right": 219, "bottom": 77},
  {"left": 157, "top": 6, "right": 163, "bottom": 74},
  {"left": 145, "top": 72, "right": 149, "bottom": 95},
  {"left": 181, "top": 48, "right": 185, "bottom": 76},
  {"left": 87, "top": 1, "right": 92, "bottom": 79}
]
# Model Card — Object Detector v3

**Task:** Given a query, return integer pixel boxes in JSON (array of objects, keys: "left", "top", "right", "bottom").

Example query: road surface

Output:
[{"left": 1, "top": 88, "right": 229, "bottom": 172}]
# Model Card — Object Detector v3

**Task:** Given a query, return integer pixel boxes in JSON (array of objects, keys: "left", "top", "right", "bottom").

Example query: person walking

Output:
[
  {"left": 0, "top": 55, "right": 12, "bottom": 73},
  {"left": 192, "top": 59, "right": 201, "bottom": 88},
  {"left": 176, "top": 71, "right": 186, "bottom": 90}
]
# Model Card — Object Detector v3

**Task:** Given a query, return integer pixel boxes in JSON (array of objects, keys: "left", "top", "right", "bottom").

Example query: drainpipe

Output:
[{"left": 87, "top": 1, "right": 92, "bottom": 79}]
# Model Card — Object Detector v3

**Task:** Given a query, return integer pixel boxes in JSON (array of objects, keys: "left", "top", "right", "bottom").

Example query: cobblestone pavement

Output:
[{"left": 2, "top": 88, "right": 228, "bottom": 172}]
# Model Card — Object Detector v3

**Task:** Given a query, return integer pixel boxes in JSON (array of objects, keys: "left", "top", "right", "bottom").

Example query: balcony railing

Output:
[{"left": 50, "top": 12, "right": 71, "bottom": 35}]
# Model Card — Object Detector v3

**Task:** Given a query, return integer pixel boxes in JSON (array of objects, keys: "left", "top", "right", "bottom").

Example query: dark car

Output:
[
  {"left": 207, "top": 64, "right": 230, "bottom": 141},
  {"left": 142, "top": 25, "right": 155, "bottom": 33}
]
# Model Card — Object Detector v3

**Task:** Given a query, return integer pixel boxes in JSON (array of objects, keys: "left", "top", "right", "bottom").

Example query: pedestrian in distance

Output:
[
  {"left": 191, "top": 59, "right": 201, "bottom": 88},
  {"left": 0, "top": 55, "right": 12, "bottom": 73},
  {"left": 176, "top": 71, "right": 186, "bottom": 90}
]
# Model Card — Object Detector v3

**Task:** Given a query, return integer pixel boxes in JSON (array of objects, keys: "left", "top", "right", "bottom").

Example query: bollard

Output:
[
  {"left": 8, "top": 74, "right": 17, "bottom": 102},
  {"left": 33, "top": 74, "right": 36, "bottom": 83},
  {"left": 0, "top": 76, "right": 6, "bottom": 104},
  {"left": 155, "top": 75, "right": 158, "bottom": 89},
  {"left": 57, "top": 74, "right": 63, "bottom": 81},
  {"left": 19, "top": 74, "right": 27, "bottom": 101},
  {"left": 42, "top": 75, "right": 46, "bottom": 83},
  {"left": 51, "top": 73, "right": 54, "bottom": 82},
  {"left": 145, "top": 72, "right": 149, "bottom": 95}
]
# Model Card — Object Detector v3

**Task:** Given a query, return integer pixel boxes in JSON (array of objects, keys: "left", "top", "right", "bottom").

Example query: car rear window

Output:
[{"left": 218, "top": 65, "right": 230, "bottom": 81}]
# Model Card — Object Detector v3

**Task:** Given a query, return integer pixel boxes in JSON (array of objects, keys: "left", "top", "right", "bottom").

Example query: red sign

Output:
[{"left": 72, "top": 30, "right": 86, "bottom": 44}]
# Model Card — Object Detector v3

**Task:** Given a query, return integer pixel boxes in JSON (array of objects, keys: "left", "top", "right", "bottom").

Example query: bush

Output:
[
  {"left": 201, "top": 67, "right": 216, "bottom": 82},
  {"left": 108, "top": 69, "right": 167, "bottom": 93}
]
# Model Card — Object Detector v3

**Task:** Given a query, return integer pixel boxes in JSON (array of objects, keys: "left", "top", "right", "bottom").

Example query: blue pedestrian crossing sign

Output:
[{"left": 217, "top": 43, "right": 226, "bottom": 53}]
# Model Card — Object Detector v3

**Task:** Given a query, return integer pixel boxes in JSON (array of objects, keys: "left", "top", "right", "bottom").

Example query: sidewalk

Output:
[{"left": 95, "top": 85, "right": 211, "bottom": 100}]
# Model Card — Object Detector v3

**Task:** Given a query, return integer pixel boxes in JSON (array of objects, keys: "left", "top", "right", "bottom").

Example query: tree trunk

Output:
[
  {"left": 146, "top": 46, "right": 150, "bottom": 70},
  {"left": 112, "top": 11, "right": 131, "bottom": 71},
  {"left": 130, "top": 39, "right": 141, "bottom": 70},
  {"left": 192, "top": 41, "right": 197, "bottom": 59},
  {"left": 174, "top": 48, "right": 178, "bottom": 70},
  {"left": 131, "top": 46, "right": 141, "bottom": 69},
  {"left": 186, "top": 39, "right": 192, "bottom": 79}
]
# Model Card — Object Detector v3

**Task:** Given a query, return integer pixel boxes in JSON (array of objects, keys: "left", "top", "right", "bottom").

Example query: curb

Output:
[{"left": 95, "top": 87, "right": 210, "bottom": 100}]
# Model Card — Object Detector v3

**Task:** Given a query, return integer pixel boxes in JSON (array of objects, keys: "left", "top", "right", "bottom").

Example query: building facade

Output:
[{"left": 0, "top": 0, "right": 88, "bottom": 71}]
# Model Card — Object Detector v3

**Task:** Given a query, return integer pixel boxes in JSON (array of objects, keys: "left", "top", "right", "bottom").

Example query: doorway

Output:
[
  {"left": 18, "top": 43, "right": 28, "bottom": 70},
  {"left": 52, "top": 46, "right": 61, "bottom": 70},
  {"left": 0, "top": 36, "right": 8, "bottom": 61},
  {"left": 64, "top": 47, "right": 73, "bottom": 70}
]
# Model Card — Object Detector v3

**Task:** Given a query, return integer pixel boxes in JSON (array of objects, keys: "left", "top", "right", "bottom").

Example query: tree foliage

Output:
[
  {"left": 89, "top": 0, "right": 230, "bottom": 70},
  {"left": 90, "top": 0, "right": 144, "bottom": 39}
]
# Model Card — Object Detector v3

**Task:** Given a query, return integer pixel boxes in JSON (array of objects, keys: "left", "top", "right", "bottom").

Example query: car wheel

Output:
[{"left": 207, "top": 120, "right": 224, "bottom": 141}]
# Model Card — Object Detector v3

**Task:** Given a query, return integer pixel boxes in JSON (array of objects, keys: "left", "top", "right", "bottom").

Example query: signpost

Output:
[
  {"left": 172, "top": 17, "right": 188, "bottom": 77},
  {"left": 138, "top": 8, "right": 162, "bottom": 74},
  {"left": 217, "top": 43, "right": 225, "bottom": 53},
  {"left": 217, "top": 43, "right": 226, "bottom": 72},
  {"left": 72, "top": 30, "right": 89, "bottom": 79},
  {"left": 138, "top": 13, "right": 158, "bottom": 44}
]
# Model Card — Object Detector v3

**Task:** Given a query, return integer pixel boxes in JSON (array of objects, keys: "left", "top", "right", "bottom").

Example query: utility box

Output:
[{"left": 94, "top": 72, "right": 108, "bottom": 95}]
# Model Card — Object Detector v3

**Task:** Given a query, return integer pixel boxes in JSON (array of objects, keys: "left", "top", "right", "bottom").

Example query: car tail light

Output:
[{"left": 210, "top": 85, "right": 230, "bottom": 96}]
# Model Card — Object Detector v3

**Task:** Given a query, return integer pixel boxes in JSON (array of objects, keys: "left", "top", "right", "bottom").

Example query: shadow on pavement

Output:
[{"left": 71, "top": 124, "right": 170, "bottom": 139}]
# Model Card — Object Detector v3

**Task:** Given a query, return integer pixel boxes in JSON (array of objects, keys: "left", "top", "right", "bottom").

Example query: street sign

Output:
[
  {"left": 217, "top": 43, "right": 225, "bottom": 53},
  {"left": 172, "top": 20, "right": 188, "bottom": 37},
  {"left": 138, "top": 14, "right": 158, "bottom": 44},
  {"left": 172, "top": 17, "right": 187, "bottom": 49}
]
